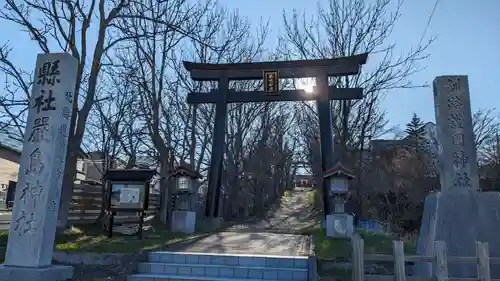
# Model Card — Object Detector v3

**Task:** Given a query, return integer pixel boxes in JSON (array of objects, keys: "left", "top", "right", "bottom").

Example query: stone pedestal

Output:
[
  {"left": 326, "top": 214, "right": 354, "bottom": 237},
  {"left": 0, "top": 264, "right": 73, "bottom": 281},
  {"left": 416, "top": 191, "right": 500, "bottom": 278},
  {"left": 171, "top": 210, "right": 196, "bottom": 233}
]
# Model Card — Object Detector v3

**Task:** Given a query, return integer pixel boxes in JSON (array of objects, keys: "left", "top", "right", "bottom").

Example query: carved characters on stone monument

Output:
[
  {"left": 58, "top": 124, "right": 69, "bottom": 147},
  {"left": 19, "top": 180, "right": 44, "bottom": 209},
  {"left": 447, "top": 96, "right": 463, "bottom": 110},
  {"left": 453, "top": 151, "right": 468, "bottom": 169},
  {"left": 451, "top": 133, "right": 465, "bottom": 145},
  {"left": 448, "top": 112, "right": 464, "bottom": 129},
  {"left": 14, "top": 57, "right": 64, "bottom": 238},
  {"left": 445, "top": 77, "right": 461, "bottom": 93},
  {"left": 65, "top": 91, "right": 73, "bottom": 103},
  {"left": 28, "top": 117, "right": 51, "bottom": 143},
  {"left": 55, "top": 167, "right": 63, "bottom": 180},
  {"left": 37, "top": 59, "right": 61, "bottom": 86},
  {"left": 50, "top": 200, "right": 57, "bottom": 212},
  {"left": 444, "top": 77, "right": 472, "bottom": 189},
  {"left": 13, "top": 210, "right": 36, "bottom": 236},
  {"left": 33, "top": 89, "right": 56, "bottom": 113},
  {"left": 59, "top": 123, "right": 68, "bottom": 138},
  {"left": 453, "top": 171, "right": 471, "bottom": 187},
  {"left": 61, "top": 107, "right": 71, "bottom": 119},
  {"left": 25, "top": 148, "right": 45, "bottom": 175}
]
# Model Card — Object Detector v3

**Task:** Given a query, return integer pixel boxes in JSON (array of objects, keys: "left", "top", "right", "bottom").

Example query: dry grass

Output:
[{"left": 0, "top": 224, "right": 202, "bottom": 263}]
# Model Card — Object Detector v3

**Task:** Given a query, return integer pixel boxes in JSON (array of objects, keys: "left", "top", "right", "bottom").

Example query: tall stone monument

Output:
[
  {"left": 416, "top": 76, "right": 500, "bottom": 278},
  {"left": 0, "top": 53, "right": 77, "bottom": 281}
]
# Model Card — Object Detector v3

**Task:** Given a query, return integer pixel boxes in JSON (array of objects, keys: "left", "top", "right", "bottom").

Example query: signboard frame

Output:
[
  {"left": 263, "top": 70, "right": 279, "bottom": 94},
  {"left": 107, "top": 181, "right": 148, "bottom": 211}
]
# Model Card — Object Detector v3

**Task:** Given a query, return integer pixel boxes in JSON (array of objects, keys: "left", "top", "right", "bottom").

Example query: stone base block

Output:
[
  {"left": 0, "top": 264, "right": 73, "bottom": 281},
  {"left": 210, "top": 216, "right": 224, "bottom": 229},
  {"left": 416, "top": 191, "right": 500, "bottom": 278},
  {"left": 171, "top": 210, "right": 196, "bottom": 233},
  {"left": 326, "top": 214, "right": 354, "bottom": 237}
]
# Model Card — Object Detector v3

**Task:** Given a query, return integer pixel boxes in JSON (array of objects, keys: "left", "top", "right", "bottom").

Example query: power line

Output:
[{"left": 418, "top": 0, "right": 440, "bottom": 46}]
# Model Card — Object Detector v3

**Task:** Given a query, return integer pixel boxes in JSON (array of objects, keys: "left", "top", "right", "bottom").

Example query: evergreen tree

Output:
[{"left": 405, "top": 113, "right": 426, "bottom": 145}]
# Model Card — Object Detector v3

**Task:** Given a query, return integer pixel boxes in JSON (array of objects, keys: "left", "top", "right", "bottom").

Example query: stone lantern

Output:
[
  {"left": 168, "top": 163, "right": 202, "bottom": 233},
  {"left": 323, "top": 162, "right": 355, "bottom": 237}
]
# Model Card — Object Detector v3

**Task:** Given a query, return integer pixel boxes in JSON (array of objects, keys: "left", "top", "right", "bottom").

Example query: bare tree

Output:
[
  {"left": 473, "top": 108, "right": 500, "bottom": 163},
  {"left": 0, "top": 45, "right": 31, "bottom": 141},
  {"left": 279, "top": 0, "right": 433, "bottom": 217},
  {"left": 82, "top": 66, "right": 146, "bottom": 176},
  {"left": 113, "top": 0, "right": 273, "bottom": 226},
  {"left": 0, "top": 0, "right": 156, "bottom": 227},
  {"left": 168, "top": 6, "right": 296, "bottom": 221}
]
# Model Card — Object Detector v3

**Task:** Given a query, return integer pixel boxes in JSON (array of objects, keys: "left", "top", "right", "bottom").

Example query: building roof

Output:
[
  {"left": 323, "top": 161, "right": 356, "bottom": 180},
  {"left": 0, "top": 128, "right": 23, "bottom": 154},
  {"left": 0, "top": 127, "right": 87, "bottom": 157},
  {"left": 103, "top": 168, "right": 157, "bottom": 181},
  {"left": 136, "top": 156, "right": 156, "bottom": 168},
  {"left": 168, "top": 163, "right": 202, "bottom": 179}
]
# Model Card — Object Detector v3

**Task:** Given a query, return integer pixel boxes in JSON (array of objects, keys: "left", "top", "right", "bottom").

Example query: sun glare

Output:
[
  {"left": 298, "top": 78, "right": 315, "bottom": 94},
  {"left": 303, "top": 85, "right": 314, "bottom": 93}
]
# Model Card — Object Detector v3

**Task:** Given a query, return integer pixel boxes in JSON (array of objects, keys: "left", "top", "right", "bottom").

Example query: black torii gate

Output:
[{"left": 183, "top": 53, "right": 368, "bottom": 219}]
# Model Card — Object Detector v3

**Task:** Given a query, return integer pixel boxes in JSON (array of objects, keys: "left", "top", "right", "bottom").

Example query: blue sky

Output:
[
  {"left": 1, "top": 0, "right": 499, "bottom": 134},
  {"left": 221, "top": 0, "right": 500, "bottom": 132}
]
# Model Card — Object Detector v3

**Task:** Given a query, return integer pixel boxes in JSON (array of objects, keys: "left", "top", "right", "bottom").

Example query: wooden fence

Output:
[
  {"left": 352, "top": 234, "right": 500, "bottom": 281},
  {"left": 68, "top": 180, "right": 160, "bottom": 225}
]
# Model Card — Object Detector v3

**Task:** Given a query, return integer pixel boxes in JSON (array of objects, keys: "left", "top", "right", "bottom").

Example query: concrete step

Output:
[
  {"left": 137, "top": 262, "right": 308, "bottom": 280},
  {"left": 127, "top": 273, "right": 288, "bottom": 281},
  {"left": 147, "top": 252, "right": 309, "bottom": 269},
  {"left": 128, "top": 252, "right": 311, "bottom": 281}
]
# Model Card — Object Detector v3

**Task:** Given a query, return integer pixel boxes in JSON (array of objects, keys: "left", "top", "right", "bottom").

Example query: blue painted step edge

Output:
[
  {"left": 138, "top": 262, "right": 308, "bottom": 272},
  {"left": 127, "top": 273, "right": 289, "bottom": 281}
]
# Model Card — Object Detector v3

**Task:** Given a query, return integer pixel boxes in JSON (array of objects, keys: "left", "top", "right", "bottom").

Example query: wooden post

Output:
[
  {"left": 434, "top": 241, "right": 448, "bottom": 281},
  {"left": 352, "top": 234, "right": 364, "bottom": 281},
  {"left": 316, "top": 74, "right": 335, "bottom": 218},
  {"left": 476, "top": 242, "right": 491, "bottom": 281},
  {"left": 108, "top": 212, "right": 115, "bottom": 238},
  {"left": 393, "top": 240, "right": 406, "bottom": 281},
  {"left": 205, "top": 77, "right": 228, "bottom": 217},
  {"left": 138, "top": 211, "right": 144, "bottom": 240}
]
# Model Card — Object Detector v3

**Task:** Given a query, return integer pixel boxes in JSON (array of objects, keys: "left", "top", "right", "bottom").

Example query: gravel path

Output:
[{"left": 224, "top": 187, "right": 318, "bottom": 233}]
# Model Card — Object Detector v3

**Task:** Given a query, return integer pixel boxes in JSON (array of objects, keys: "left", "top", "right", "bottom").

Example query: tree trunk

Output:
[
  {"left": 57, "top": 152, "right": 78, "bottom": 229},
  {"left": 159, "top": 154, "right": 174, "bottom": 230}
]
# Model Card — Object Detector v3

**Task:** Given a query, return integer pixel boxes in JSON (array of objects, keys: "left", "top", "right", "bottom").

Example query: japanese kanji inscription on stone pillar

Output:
[
  {"left": 4, "top": 53, "right": 77, "bottom": 267},
  {"left": 433, "top": 76, "right": 479, "bottom": 192}
]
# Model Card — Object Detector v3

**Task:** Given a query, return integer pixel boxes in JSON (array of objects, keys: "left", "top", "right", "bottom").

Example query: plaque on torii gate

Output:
[
  {"left": 263, "top": 70, "right": 279, "bottom": 94},
  {"left": 182, "top": 53, "right": 368, "bottom": 219}
]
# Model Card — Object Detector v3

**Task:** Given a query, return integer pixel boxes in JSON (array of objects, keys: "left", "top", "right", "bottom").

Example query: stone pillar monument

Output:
[
  {"left": 0, "top": 53, "right": 77, "bottom": 281},
  {"left": 416, "top": 76, "right": 500, "bottom": 278}
]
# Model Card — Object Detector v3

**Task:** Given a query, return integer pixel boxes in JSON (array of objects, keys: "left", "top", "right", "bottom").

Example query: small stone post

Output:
[{"left": 0, "top": 53, "right": 77, "bottom": 281}]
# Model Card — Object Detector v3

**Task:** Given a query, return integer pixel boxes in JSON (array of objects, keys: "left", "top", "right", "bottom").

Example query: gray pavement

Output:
[
  {"left": 162, "top": 231, "right": 311, "bottom": 256},
  {"left": 164, "top": 187, "right": 316, "bottom": 257},
  {"left": 0, "top": 211, "right": 12, "bottom": 231}
]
